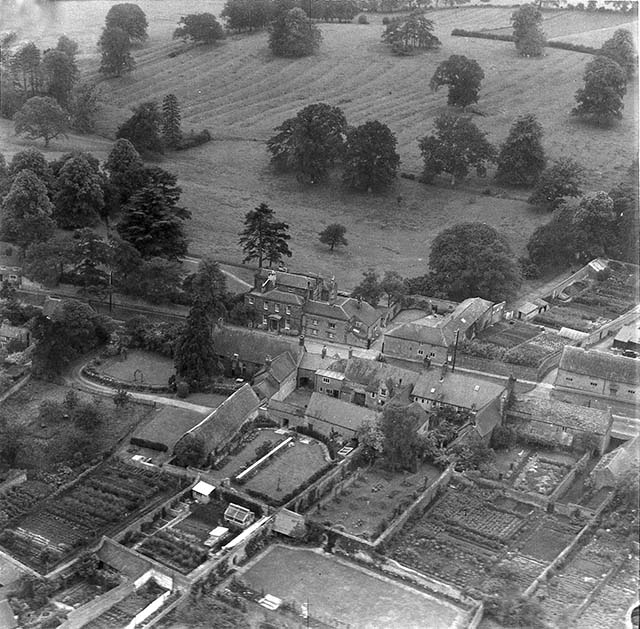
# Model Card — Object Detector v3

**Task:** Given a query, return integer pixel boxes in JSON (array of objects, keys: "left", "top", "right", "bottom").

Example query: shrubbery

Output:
[{"left": 176, "top": 129, "right": 212, "bottom": 151}]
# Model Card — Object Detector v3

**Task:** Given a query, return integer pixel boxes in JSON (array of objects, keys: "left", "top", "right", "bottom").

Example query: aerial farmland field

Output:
[{"left": 1, "top": 2, "right": 637, "bottom": 288}]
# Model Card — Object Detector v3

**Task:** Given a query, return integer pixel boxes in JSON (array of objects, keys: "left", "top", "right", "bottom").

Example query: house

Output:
[
  {"left": 447, "top": 297, "right": 500, "bottom": 339},
  {"left": 192, "top": 480, "right": 216, "bottom": 504},
  {"left": 211, "top": 326, "right": 304, "bottom": 379},
  {"left": 252, "top": 351, "right": 298, "bottom": 401},
  {"left": 507, "top": 394, "right": 613, "bottom": 455},
  {"left": 554, "top": 346, "right": 639, "bottom": 405},
  {"left": 316, "top": 356, "right": 421, "bottom": 409},
  {"left": 180, "top": 384, "right": 261, "bottom": 458},
  {"left": 302, "top": 296, "right": 382, "bottom": 348},
  {"left": 304, "top": 392, "right": 379, "bottom": 439},
  {"left": 224, "top": 503, "right": 255, "bottom": 529},
  {"left": 516, "top": 299, "right": 549, "bottom": 321},
  {"left": 0, "top": 323, "right": 30, "bottom": 349},
  {"left": 590, "top": 436, "right": 640, "bottom": 489},
  {"left": 273, "top": 508, "right": 306, "bottom": 538},
  {"left": 613, "top": 324, "right": 640, "bottom": 355},
  {"left": 245, "top": 269, "right": 324, "bottom": 333},
  {"left": 411, "top": 368, "right": 507, "bottom": 439},
  {"left": 297, "top": 350, "right": 342, "bottom": 388}
]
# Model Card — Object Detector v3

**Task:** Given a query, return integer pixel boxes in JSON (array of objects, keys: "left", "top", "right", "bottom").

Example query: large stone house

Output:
[
  {"left": 507, "top": 394, "right": 613, "bottom": 455},
  {"left": 553, "top": 346, "right": 638, "bottom": 406},
  {"left": 304, "top": 392, "right": 379, "bottom": 440}
]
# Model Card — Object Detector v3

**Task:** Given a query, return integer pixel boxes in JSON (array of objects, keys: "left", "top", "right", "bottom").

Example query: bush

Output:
[
  {"left": 491, "top": 425, "right": 517, "bottom": 450},
  {"left": 176, "top": 129, "right": 212, "bottom": 151},
  {"left": 382, "top": 16, "right": 390, "bottom": 24},
  {"left": 176, "top": 381, "right": 189, "bottom": 398},
  {"left": 358, "top": 13, "right": 369, "bottom": 23}
]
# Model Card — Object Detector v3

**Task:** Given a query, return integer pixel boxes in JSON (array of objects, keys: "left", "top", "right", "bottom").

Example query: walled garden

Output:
[
  {"left": 91, "top": 349, "right": 175, "bottom": 388},
  {"left": 138, "top": 528, "right": 209, "bottom": 574},
  {"left": 0, "top": 461, "right": 181, "bottom": 572}
]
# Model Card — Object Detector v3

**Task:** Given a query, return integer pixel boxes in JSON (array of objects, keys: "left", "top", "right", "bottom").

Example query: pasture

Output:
[{"left": 1, "top": 3, "right": 637, "bottom": 288}]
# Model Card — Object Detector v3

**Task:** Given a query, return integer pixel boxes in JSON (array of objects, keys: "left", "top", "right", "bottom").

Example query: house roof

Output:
[
  {"left": 273, "top": 508, "right": 305, "bottom": 537},
  {"left": 385, "top": 321, "right": 453, "bottom": 347},
  {"left": 591, "top": 436, "right": 640, "bottom": 481},
  {"left": 448, "top": 297, "right": 493, "bottom": 330},
  {"left": 193, "top": 480, "right": 215, "bottom": 496},
  {"left": 0, "top": 599, "right": 17, "bottom": 629},
  {"left": 614, "top": 324, "right": 640, "bottom": 345},
  {"left": 186, "top": 384, "right": 261, "bottom": 453},
  {"left": 0, "top": 323, "right": 28, "bottom": 339},
  {"left": 212, "top": 327, "right": 303, "bottom": 366},
  {"left": 256, "top": 268, "right": 320, "bottom": 292},
  {"left": 298, "top": 352, "right": 341, "bottom": 372},
  {"left": 305, "top": 297, "right": 380, "bottom": 328},
  {"left": 132, "top": 406, "right": 209, "bottom": 451},
  {"left": 508, "top": 395, "right": 612, "bottom": 435},
  {"left": 268, "top": 352, "right": 298, "bottom": 383},
  {"left": 305, "top": 392, "right": 378, "bottom": 433},
  {"left": 253, "top": 352, "right": 298, "bottom": 400},
  {"left": 412, "top": 370, "right": 505, "bottom": 411},
  {"left": 558, "top": 346, "right": 639, "bottom": 386},
  {"left": 42, "top": 296, "right": 63, "bottom": 317},
  {"left": 328, "top": 356, "right": 420, "bottom": 393},
  {"left": 249, "top": 288, "right": 306, "bottom": 306}
]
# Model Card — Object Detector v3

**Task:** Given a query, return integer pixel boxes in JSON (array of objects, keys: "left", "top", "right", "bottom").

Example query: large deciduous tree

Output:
[
  {"left": 222, "top": 0, "right": 274, "bottom": 32},
  {"left": 269, "top": 8, "right": 322, "bottom": 58},
  {"left": 419, "top": 113, "right": 496, "bottom": 185},
  {"left": 571, "top": 191, "right": 621, "bottom": 263},
  {"left": 600, "top": 28, "right": 637, "bottom": 80},
  {"left": 318, "top": 223, "right": 348, "bottom": 251},
  {"left": 342, "top": 120, "right": 400, "bottom": 192},
  {"left": 173, "top": 13, "right": 226, "bottom": 44},
  {"left": 105, "top": 3, "right": 148, "bottom": 42},
  {"left": 382, "top": 12, "right": 440, "bottom": 55},
  {"left": 494, "top": 114, "right": 546, "bottom": 187},
  {"left": 24, "top": 234, "right": 78, "bottom": 287},
  {"left": 572, "top": 55, "right": 627, "bottom": 125},
  {"left": 239, "top": 202, "right": 292, "bottom": 268},
  {"left": 351, "top": 268, "right": 383, "bottom": 307},
  {"left": 379, "top": 404, "right": 427, "bottom": 472},
  {"left": 511, "top": 4, "right": 545, "bottom": 57},
  {"left": 69, "top": 82, "right": 100, "bottom": 134},
  {"left": 429, "top": 223, "right": 522, "bottom": 302},
  {"left": 8, "top": 148, "right": 52, "bottom": 188},
  {"left": 10, "top": 42, "right": 41, "bottom": 97},
  {"left": 117, "top": 172, "right": 190, "bottom": 259},
  {"left": 98, "top": 26, "right": 135, "bottom": 77},
  {"left": 0, "top": 170, "right": 55, "bottom": 250},
  {"left": 53, "top": 154, "right": 104, "bottom": 229},
  {"left": 528, "top": 158, "right": 584, "bottom": 211},
  {"left": 118, "top": 256, "right": 182, "bottom": 304},
  {"left": 267, "top": 103, "right": 347, "bottom": 183},
  {"left": 14, "top": 96, "right": 68, "bottom": 147},
  {"left": 430, "top": 55, "right": 484, "bottom": 107},
  {"left": 116, "top": 101, "right": 163, "bottom": 154},
  {"left": 41, "top": 49, "right": 78, "bottom": 109}
]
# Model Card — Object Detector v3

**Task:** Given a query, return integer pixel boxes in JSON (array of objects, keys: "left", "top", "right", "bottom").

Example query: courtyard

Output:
[{"left": 94, "top": 349, "right": 175, "bottom": 387}]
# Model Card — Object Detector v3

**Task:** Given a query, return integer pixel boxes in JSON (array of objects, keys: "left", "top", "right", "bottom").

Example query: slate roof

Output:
[
  {"left": 448, "top": 298, "right": 493, "bottom": 329},
  {"left": 298, "top": 352, "right": 341, "bottom": 372},
  {"left": 412, "top": 370, "right": 505, "bottom": 411},
  {"left": 253, "top": 352, "right": 298, "bottom": 400},
  {"left": 328, "top": 356, "right": 420, "bottom": 393},
  {"left": 305, "top": 297, "right": 380, "bottom": 328},
  {"left": 558, "top": 346, "right": 639, "bottom": 386},
  {"left": 0, "top": 324, "right": 28, "bottom": 340},
  {"left": 212, "top": 327, "right": 303, "bottom": 365},
  {"left": 508, "top": 395, "right": 612, "bottom": 435},
  {"left": 249, "top": 288, "right": 305, "bottom": 306},
  {"left": 614, "top": 324, "right": 640, "bottom": 345},
  {"left": 256, "top": 268, "right": 320, "bottom": 292},
  {"left": 186, "top": 384, "right": 261, "bottom": 452},
  {"left": 305, "top": 392, "right": 378, "bottom": 433},
  {"left": 385, "top": 321, "right": 454, "bottom": 347},
  {"left": 591, "top": 436, "right": 640, "bottom": 481},
  {"left": 132, "top": 406, "right": 209, "bottom": 452}
]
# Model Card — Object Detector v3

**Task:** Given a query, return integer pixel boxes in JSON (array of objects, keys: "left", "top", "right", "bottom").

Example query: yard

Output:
[
  {"left": 240, "top": 545, "right": 470, "bottom": 629},
  {"left": 216, "top": 428, "right": 290, "bottom": 479},
  {"left": 241, "top": 436, "right": 329, "bottom": 503},
  {"left": 309, "top": 462, "right": 442, "bottom": 541},
  {"left": 1, "top": 5, "right": 636, "bottom": 289},
  {"left": 0, "top": 380, "right": 155, "bottom": 469},
  {"left": 93, "top": 349, "right": 175, "bottom": 387}
]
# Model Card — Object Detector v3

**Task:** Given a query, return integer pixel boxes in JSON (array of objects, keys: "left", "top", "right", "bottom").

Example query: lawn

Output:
[
  {"left": 242, "top": 437, "right": 328, "bottom": 501},
  {"left": 216, "top": 428, "right": 288, "bottom": 478},
  {"left": 0, "top": 380, "right": 154, "bottom": 469},
  {"left": 2, "top": 4, "right": 636, "bottom": 290},
  {"left": 95, "top": 349, "right": 175, "bottom": 387},
  {"left": 310, "top": 462, "right": 441, "bottom": 541},
  {"left": 241, "top": 545, "right": 469, "bottom": 629}
]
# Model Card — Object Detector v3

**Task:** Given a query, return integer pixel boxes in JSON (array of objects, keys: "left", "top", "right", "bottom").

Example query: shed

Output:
[
  {"left": 224, "top": 503, "right": 255, "bottom": 529},
  {"left": 192, "top": 480, "right": 215, "bottom": 504},
  {"left": 273, "top": 508, "right": 306, "bottom": 538}
]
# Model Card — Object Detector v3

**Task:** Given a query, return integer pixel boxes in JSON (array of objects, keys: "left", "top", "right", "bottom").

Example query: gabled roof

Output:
[
  {"left": 298, "top": 352, "right": 341, "bottom": 372},
  {"left": 256, "top": 268, "right": 320, "bottom": 291},
  {"left": 508, "top": 395, "right": 612, "bottom": 435},
  {"left": 448, "top": 298, "right": 493, "bottom": 329},
  {"left": 0, "top": 323, "right": 28, "bottom": 339},
  {"left": 591, "top": 436, "right": 640, "bottom": 481},
  {"left": 249, "top": 288, "right": 305, "bottom": 306},
  {"left": 186, "top": 384, "right": 261, "bottom": 452},
  {"left": 268, "top": 352, "right": 298, "bottom": 383},
  {"left": 412, "top": 370, "right": 505, "bottom": 411},
  {"left": 614, "top": 324, "right": 640, "bottom": 345},
  {"left": 212, "top": 327, "right": 303, "bottom": 365},
  {"left": 306, "top": 392, "right": 378, "bottom": 433},
  {"left": 328, "top": 356, "right": 420, "bottom": 393},
  {"left": 385, "top": 321, "right": 453, "bottom": 347},
  {"left": 0, "top": 599, "right": 17, "bottom": 629},
  {"left": 132, "top": 406, "right": 209, "bottom": 451},
  {"left": 340, "top": 298, "right": 381, "bottom": 327},
  {"left": 558, "top": 346, "right": 639, "bottom": 386},
  {"left": 305, "top": 297, "right": 380, "bottom": 328},
  {"left": 253, "top": 352, "right": 298, "bottom": 400},
  {"left": 193, "top": 480, "right": 215, "bottom": 496}
]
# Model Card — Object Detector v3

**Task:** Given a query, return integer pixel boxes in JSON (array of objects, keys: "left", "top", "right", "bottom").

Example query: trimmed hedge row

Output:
[{"left": 450, "top": 28, "right": 600, "bottom": 55}]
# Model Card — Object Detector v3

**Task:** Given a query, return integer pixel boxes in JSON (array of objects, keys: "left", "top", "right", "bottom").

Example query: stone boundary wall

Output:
[
  {"left": 455, "top": 352, "right": 562, "bottom": 382},
  {"left": 581, "top": 305, "right": 640, "bottom": 348},
  {"left": 125, "top": 589, "right": 171, "bottom": 629},
  {"left": 81, "top": 365, "right": 171, "bottom": 393},
  {"left": 549, "top": 452, "right": 591, "bottom": 504},
  {"left": 0, "top": 470, "right": 27, "bottom": 494},
  {"left": 0, "top": 374, "right": 30, "bottom": 404}
]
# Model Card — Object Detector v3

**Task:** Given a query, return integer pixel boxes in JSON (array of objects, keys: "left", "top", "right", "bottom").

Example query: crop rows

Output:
[{"left": 139, "top": 528, "right": 209, "bottom": 574}]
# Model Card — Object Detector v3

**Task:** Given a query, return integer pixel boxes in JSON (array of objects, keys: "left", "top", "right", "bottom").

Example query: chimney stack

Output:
[
  {"left": 299, "top": 335, "right": 305, "bottom": 347},
  {"left": 321, "top": 345, "right": 327, "bottom": 359},
  {"left": 265, "top": 354, "right": 272, "bottom": 368},
  {"left": 348, "top": 346, "right": 353, "bottom": 359}
]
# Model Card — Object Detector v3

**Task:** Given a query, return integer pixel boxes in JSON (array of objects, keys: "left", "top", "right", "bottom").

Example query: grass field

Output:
[
  {"left": 1, "top": 3, "right": 637, "bottom": 289},
  {"left": 241, "top": 545, "right": 469, "bottom": 629},
  {"left": 97, "top": 349, "right": 175, "bottom": 386}
]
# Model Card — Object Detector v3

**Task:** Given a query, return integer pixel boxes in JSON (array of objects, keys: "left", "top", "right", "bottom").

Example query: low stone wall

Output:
[
  {"left": 0, "top": 373, "right": 31, "bottom": 404},
  {"left": 60, "top": 580, "right": 136, "bottom": 629},
  {"left": 81, "top": 366, "right": 171, "bottom": 393},
  {"left": 549, "top": 452, "right": 591, "bottom": 504},
  {"left": 456, "top": 354, "right": 540, "bottom": 381}
]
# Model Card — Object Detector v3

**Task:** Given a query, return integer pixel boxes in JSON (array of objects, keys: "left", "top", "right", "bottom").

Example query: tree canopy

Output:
[
  {"left": 41, "top": 48, "right": 78, "bottom": 109},
  {"left": 105, "top": 3, "right": 148, "bottom": 41},
  {"left": 572, "top": 55, "right": 627, "bottom": 125},
  {"left": 318, "top": 223, "right": 348, "bottom": 251},
  {"left": 116, "top": 101, "right": 163, "bottom": 154},
  {"left": 161, "top": 93, "right": 182, "bottom": 149},
  {"left": 511, "top": 4, "right": 545, "bottom": 57},
  {"left": 430, "top": 55, "right": 484, "bottom": 107},
  {"left": 222, "top": 0, "right": 274, "bottom": 32},
  {"left": 14, "top": 96, "right": 68, "bottom": 147},
  {"left": 379, "top": 403, "right": 427, "bottom": 472},
  {"left": 184, "top": 258, "right": 228, "bottom": 320},
  {"left": 239, "top": 202, "right": 292, "bottom": 268},
  {"left": 342, "top": 120, "right": 400, "bottom": 192},
  {"left": 382, "top": 12, "right": 440, "bottom": 55},
  {"left": 351, "top": 268, "right": 383, "bottom": 307},
  {"left": 600, "top": 28, "right": 636, "bottom": 80},
  {"left": 69, "top": 82, "right": 100, "bottom": 134},
  {"left": 269, "top": 8, "right": 322, "bottom": 58},
  {"left": 98, "top": 26, "right": 135, "bottom": 77},
  {"left": 267, "top": 102, "right": 347, "bottom": 183},
  {"left": 174, "top": 13, "right": 226, "bottom": 44},
  {"left": 429, "top": 223, "right": 522, "bottom": 303},
  {"left": 419, "top": 113, "right": 496, "bottom": 185},
  {"left": 494, "top": 114, "right": 546, "bottom": 187},
  {"left": 528, "top": 158, "right": 584, "bottom": 211},
  {"left": 104, "top": 139, "right": 146, "bottom": 209}
]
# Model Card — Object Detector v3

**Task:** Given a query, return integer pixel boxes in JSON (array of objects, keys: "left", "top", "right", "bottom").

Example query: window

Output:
[
  {"left": 263, "top": 302, "right": 269, "bottom": 310},
  {"left": 380, "top": 388, "right": 387, "bottom": 396},
  {"left": 286, "top": 305, "right": 291, "bottom": 314},
  {"left": 370, "top": 392, "right": 376, "bottom": 398},
  {"left": 285, "top": 318, "right": 291, "bottom": 330},
  {"left": 248, "top": 297, "right": 254, "bottom": 305},
  {"left": 590, "top": 382, "right": 598, "bottom": 387},
  {"left": 274, "top": 304, "right": 280, "bottom": 313},
  {"left": 311, "top": 329, "right": 318, "bottom": 336},
  {"left": 328, "top": 333, "right": 335, "bottom": 340},
  {"left": 429, "top": 352, "right": 435, "bottom": 358},
  {"left": 417, "top": 349, "right": 425, "bottom": 356},
  {"left": 319, "top": 387, "right": 324, "bottom": 392},
  {"left": 322, "top": 377, "right": 330, "bottom": 384},
  {"left": 628, "top": 390, "right": 636, "bottom": 395},
  {"left": 9, "top": 275, "right": 17, "bottom": 281},
  {"left": 262, "top": 316, "right": 267, "bottom": 325},
  {"left": 312, "top": 319, "right": 318, "bottom": 325},
  {"left": 565, "top": 377, "right": 573, "bottom": 382},
  {"left": 328, "top": 322, "right": 336, "bottom": 329}
]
